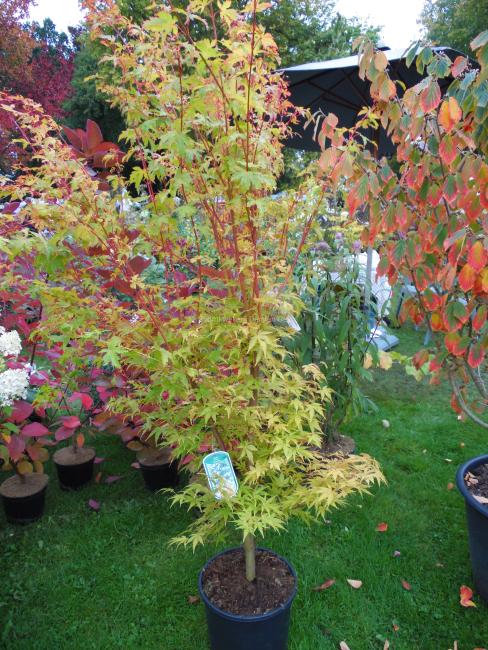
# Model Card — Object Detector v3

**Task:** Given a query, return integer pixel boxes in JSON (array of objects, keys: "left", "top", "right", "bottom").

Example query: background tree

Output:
[
  {"left": 317, "top": 34, "right": 488, "bottom": 428},
  {"left": 0, "top": 0, "right": 35, "bottom": 95},
  {"left": 65, "top": 0, "right": 379, "bottom": 162},
  {"left": 420, "top": 0, "right": 488, "bottom": 54},
  {"left": 63, "top": 0, "right": 151, "bottom": 142},
  {"left": 0, "top": 14, "right": 76, "bottom": 173},
  {"left": 0, "top": 1, "right": 75, "bottom": 118}
]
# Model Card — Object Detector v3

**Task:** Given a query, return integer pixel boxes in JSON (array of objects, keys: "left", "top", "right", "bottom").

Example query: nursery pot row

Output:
[{"left": 1, "top": 445, "right": 180, "bottom": 524}]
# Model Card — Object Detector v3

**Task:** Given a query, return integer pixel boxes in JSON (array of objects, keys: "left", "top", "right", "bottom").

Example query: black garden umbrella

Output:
[{"left": 282, "top": 46, "right": 468, "bottom": 157}]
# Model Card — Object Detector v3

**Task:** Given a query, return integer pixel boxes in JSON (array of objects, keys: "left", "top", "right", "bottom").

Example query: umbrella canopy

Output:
[{"left": 282, "top": 46, "right": 467, "bottom": 157}]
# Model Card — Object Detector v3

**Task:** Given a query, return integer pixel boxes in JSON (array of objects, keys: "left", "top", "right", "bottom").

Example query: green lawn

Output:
[{"left": 1, "top": 325, "right": 487, "bottom": 650}]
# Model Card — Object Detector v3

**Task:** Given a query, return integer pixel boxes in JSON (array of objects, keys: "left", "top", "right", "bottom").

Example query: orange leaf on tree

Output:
[
  {"left": 481, "top": 268, "right": 488, "bottom": 293},
  {"left": 420, "top": 80, "right": 441, "bottom": 113},
  {"left": 468, "top": 343, "right": 484, "bottom": 369},
  {"left": 458, "top": 263, "right": 476, "bottom": 292},
  {"left": 445, "top": 332, "right": 468, "bottom": 357},
  {"left": 451, "top": 56, "right": 468, "bottom": 77},
  {"left": 473, "top": 305, "right": 487, "bottom": 332},
  {"left": 439, "top": 97, "right": 462, "bottom": 131},
  {"left": 439, "top": 135, "right": 457, "bottom": 166},
  {"left": 467, "top": 241, "right": 487, "bottom": 272}
]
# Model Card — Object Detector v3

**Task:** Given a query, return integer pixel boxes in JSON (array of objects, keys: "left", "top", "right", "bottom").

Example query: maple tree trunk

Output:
[{"left": 243, "top": 533, "right": 256, "bottom": 582}]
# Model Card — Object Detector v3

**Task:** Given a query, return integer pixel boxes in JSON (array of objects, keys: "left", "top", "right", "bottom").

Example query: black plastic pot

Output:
[
  {"left": 198, "top": 547, "right": 297, "bottom": 650},
  {"left": 54, "top": 450, "right": 95, "bottom": 490},
  {"left": 138, "top": 458, "right": 179, "bottom": 492},
  {"left": 456, "top": 454, "right": 488, "bottom": 603},
  {"left": 1, "top": 478, "right": 48, "bottom": 524}
]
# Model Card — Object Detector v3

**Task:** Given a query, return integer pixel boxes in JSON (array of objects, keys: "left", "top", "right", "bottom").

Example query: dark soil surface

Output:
[
  {"left": 53, "top": 446, "right": 95, "bottom": 466},
  {"left": 0, "top": 472, "right": 48, "bottom": 498},
  {"left": 322, "top": 434, "right": 356, "bottom": 456},
  {"left": 465, "top": 463, "right": 488, "bottom": 507},
  {"left": 137, "top": 448, "right": 173, "bottom": 467},
  {"left": 201, "top": 548, "right": 295, "bottom": 616}
]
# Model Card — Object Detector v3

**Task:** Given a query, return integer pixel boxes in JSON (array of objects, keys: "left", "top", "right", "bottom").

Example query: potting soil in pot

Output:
[
  {"left": 465, "top": 464, "right": 488, "bottom": 506},
  {"left": 0, "top": 472, "right": 48, "bottom": 498},
  {"left": 201, "top": 548, "right": 295, "bottom": 616},
  {"left": 54, "top": 446, "right": 95, "bottom": 465}
]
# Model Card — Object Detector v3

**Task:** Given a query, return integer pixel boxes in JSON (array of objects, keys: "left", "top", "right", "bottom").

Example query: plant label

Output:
[{"left": 202, "top": 451, "right": 238, "bottom": 500}]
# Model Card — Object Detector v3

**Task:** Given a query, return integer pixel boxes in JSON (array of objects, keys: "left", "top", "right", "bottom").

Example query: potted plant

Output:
[
  {"left": 82, "top": 4, "right": 383, "bottom": 649},
  {"left": 51, "top": 406, "right": 97, "bottom": 490},
  {"left": 124, "top": 426, "right": 179, "bottom": 492},
  {"left": 0, "top": 4, "right": 383, "bottom": 646},
  {"left": 32, "top": 362, "right": 103, "bottom": 490},
  {"left": 0, "top": 327, "right": 51, "bottom": 523},
  {"left": 315, "top": 35, "right": 488, "bottom": 601},
  {"left": 289, "top": 230, "right": 379, "bottom": 454}
]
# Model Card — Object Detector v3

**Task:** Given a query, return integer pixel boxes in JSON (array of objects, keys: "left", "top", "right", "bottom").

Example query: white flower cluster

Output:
[
  {"left": 0, "top": 368, "right": 29, "bottom": 407},
  {"left": 0, "top": 326, "right": 22, "bottom": 358},
  {"left": 0, "top": 327, "right": 30, "bottom": 407}
]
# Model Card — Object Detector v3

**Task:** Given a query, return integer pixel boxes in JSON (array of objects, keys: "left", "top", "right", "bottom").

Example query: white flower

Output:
[
  {"left": 0, "top": 328, "right": 22, "bottom": 358},
  {"left": 0, "top": 368, "right": 29, "bottom": 407}
]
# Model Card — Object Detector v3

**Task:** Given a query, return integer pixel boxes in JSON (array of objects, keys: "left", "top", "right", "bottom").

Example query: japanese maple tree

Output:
[{"left": 0, "top": 0, "right": 383, "bottom": 582}]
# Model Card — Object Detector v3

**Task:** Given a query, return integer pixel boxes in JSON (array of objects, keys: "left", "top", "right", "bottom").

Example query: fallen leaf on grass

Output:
[
  {"left": 436, "top": 562, "right": 444, "bottom": 568},
  {"left": 392, "top": 622, "right": 400, "bottom": 632},
  {"left": 187, "top": 595, "right": 200, "bottom": 604},
  {"left": 383, "top": 642, "right": 390, "bottom": 650},
  {"left": 460, "top": 585, "right": 476, "bottom": 607},
  {"left": 88, "top": 499, "right": 100, "bottom": 512},
  {"left": 392, "top": 550, "right": 401, "bottom": 557},
  {"left": 347, "top": 579, "right": 362, "bottom": 589},
  {"left": 95, "top": 472, "right": 102, "bottom": 484},
  {"left": 94, "top": 457, "right": 105, "bottom": 464},
  {"left": 339, "top": 642, "right": 351, "bottom": 650},
  {"left": 131, "top": 462, "right": 141, "bottom": 469},
  {"left": 313, "top": 579, "right": 335, "bottom": 591},
  {"left": 382, "top": 419, "right": 390, "bottom": 428},
  {"left": 376, "top": 522, "right": 388, "bottom": 532},
  {"left": 105, "top": 475, "right": 123, "bottom": 485},
  {"left": 447, "top": 482, "right": 455, "bottom": 490},
  {"left": 401, "top": 580, "right": 412, "bottom": 591},
  {"left": 445, "top": 458, "right": 453, "bottom": 463}
]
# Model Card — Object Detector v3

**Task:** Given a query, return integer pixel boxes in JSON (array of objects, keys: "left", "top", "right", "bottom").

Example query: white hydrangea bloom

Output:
[
  {"left": 0, "top": 327, "right": 22, "bottom": 358},
  {"left": 0, "top": 368, "right": 29, "bottom": 407}
]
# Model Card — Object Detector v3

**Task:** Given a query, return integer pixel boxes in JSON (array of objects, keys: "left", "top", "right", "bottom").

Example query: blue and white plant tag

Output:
[{"left": 202, "top": 451, "right": 238, "bottom": 500}]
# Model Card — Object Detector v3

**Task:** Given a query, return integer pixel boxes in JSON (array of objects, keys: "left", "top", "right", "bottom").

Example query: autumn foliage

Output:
[
  {"left": 0, "top": 0, "right": 383, "bottom": 581},
  {"left": 317, "top": 33, "right": 488, "bottom": 428}
]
